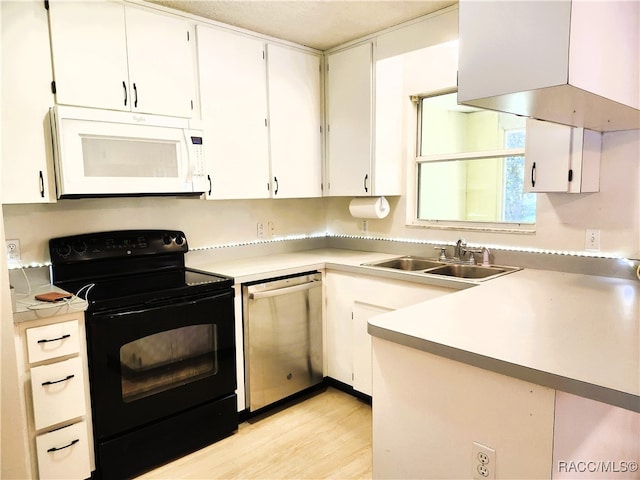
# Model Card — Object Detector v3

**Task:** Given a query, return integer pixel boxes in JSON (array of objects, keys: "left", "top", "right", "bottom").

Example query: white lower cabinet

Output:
[
  {"left": 325, "top": 270, "right": 456, "bottom": 395},
  {"left": 13, "top": 312, "right": 94, "bottom": 479},
  {"left": 35, "top": 421, "right": 91, "bottom": 480}
]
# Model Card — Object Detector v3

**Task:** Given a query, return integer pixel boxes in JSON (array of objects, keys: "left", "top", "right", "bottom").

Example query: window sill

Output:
[{"left": 407, "top": 221, "right": 536, "bottom": 235}]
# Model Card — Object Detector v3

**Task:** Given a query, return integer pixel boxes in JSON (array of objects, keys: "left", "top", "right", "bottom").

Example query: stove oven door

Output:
[{"left": 86, "top": 289, "right": 236, "bottom": 441}]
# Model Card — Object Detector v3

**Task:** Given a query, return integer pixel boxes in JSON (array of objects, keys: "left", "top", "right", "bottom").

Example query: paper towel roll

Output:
[{"left": 349, "top": 196, "right": 390, "bottom": 219}]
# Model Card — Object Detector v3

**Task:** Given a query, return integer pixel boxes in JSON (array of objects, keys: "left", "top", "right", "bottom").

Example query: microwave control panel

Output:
[{"left": 189, "top": 133, "right": 205, "bottom": 176}]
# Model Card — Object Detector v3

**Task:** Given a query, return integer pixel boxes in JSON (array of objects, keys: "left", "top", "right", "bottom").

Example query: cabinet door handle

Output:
[
  {"left": 122, "top": 81, "right": 128, "bottom": 106},
  {"left": 41, "top": 374, "right": 74, "bottom": 386},
  {"left": 133, "top": 82, "right": 138, "bottom": 108},
  {"left": 274, "top": 177, "right": 279, "bottom": 195},
  {"left": 531, "top": 162, "right": 536, "bottom": 188},
  {"left": 47, "top": 439, "right": 79, "bottom": 453},
  {"left": 37, "top": 334, "right": 71, "bottom": 344},
  {"left": 39, "top": 170, "right": 45, "bottom": 198},
  {"left": 364, "top": 173, "right": 369, "bottom": 193},
  {"left": 207, "top": 174, "right": 212, "bottom": 196}
]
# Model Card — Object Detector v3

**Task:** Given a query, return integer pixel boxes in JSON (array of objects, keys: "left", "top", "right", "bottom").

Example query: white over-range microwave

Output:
[{"left": 50, "top": 105, "right": 208, "bottom": 198}]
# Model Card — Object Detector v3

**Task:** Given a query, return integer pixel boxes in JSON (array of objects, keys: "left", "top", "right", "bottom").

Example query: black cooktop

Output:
[{"left": 49, "top": 230, "right": 233, "bottom": 311}]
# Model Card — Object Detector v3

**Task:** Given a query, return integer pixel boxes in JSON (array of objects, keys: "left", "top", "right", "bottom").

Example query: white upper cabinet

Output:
[
  {"left": 197, "top": 25, "right": 270, "bottom": 199},
  {"left": 48, "top": 1, "right": 195, "bottom": 118},
  {"left": 267, "top": 44, "right": 322, "bottom": 198},
  {"left": 325, "top": 42, "right": 373, "bottom": 197},
  {"left": 325, "top": 41, "right": 402, "bottom": 197},
  {"left": 1, "top": 0, "right": 56, "bottom": 204},
  {"left": 121, "top": 6, "right": 196, "bottom": 117},
  {"left": 458, "top": 0, "right": 639, "bottom": 131},
  {"left": 524, "top": 119, "right": 601, "bottom": 194},
  {"left": 197, "top": 26, "right": 322, "bottom": 200}
]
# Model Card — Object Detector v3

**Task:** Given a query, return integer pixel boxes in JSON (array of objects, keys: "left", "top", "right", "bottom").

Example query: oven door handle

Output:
[{"left": 248, "top": 280, "right": 320, "bottom": 300}]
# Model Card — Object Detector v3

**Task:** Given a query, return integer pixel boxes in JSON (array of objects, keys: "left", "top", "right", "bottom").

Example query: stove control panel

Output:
[{"left": 49, "top": 230, "right": 189, "bottom": 263}]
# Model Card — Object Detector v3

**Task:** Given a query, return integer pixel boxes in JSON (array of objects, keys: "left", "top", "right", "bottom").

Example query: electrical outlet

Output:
[
  {"left": 5, "top": 239, "right": 21, "bottom": 268},
  {"left": 257, "top": 222, "right": 265, "bottom": 238},
  {"left": 472, "top": 442, "right": 495, "bottom": 480},
  {"left": 268, "top": 221, "right": 275, "bottom": 237},
  {"left": 585, "top": 228, "right": 601, "bottom": 251},
  {"left": 362, "top": 220, "right": 368, "bottom": 235}
]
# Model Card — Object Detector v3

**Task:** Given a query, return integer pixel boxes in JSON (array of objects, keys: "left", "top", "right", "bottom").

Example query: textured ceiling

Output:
[{"left": 144, "top": 0, "right": 457, "bottom": 50}]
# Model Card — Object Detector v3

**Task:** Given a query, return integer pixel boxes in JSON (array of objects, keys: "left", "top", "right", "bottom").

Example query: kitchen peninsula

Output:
[{"left": 368, "top": 267, "right": 639, "bottom": 479}]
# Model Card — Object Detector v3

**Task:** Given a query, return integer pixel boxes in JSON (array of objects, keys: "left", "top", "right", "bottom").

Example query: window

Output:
[{"left": 415, "top": 92, "right": 536, "bottom": 228}]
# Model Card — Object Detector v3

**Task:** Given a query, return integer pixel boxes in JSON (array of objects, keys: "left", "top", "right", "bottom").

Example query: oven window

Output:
[{"left": 120, "top": 324, "right": 218, "bottom": 402}]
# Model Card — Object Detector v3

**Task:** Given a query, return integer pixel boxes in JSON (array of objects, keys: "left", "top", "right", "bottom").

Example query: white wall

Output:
[{"left": 2, "top": 197, "right": 326, "bottom": 266}]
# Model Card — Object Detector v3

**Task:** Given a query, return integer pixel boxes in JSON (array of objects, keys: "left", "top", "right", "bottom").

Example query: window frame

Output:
[{"left": 407, "top": 90, "right": 536, "bottom": 234}]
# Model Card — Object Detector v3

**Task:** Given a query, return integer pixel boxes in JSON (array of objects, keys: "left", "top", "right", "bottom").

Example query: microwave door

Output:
[{"left": 51, "top": 108, "right": 197, "bottom": 197}]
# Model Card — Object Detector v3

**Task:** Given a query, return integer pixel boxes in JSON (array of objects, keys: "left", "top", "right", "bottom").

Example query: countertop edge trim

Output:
[{"left": 368, "top": 324, "right": 640, "bottom": 414}]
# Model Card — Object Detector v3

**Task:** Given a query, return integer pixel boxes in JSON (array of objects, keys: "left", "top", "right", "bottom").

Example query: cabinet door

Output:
[
  {"left": 325, "top": 43, "right": 373, "bottom": 197},
  {"left": 1, "top": 0, "right": 56, "bottom": 203},
  {"left": 525, "top": 118, "right": 601, "bottom": 194},
  {"left": 125, "top": 5, "right": 195, "bottom": 117},
  {"left": 197, "top": 25, "right": 270, "bottom": 199},
  {"left": 352, "top": 302, "right": 392, "bottom": 396},
  {"left": 48, "top": 0, "right": 129, "bottom": 111},
  {"left": 267, "top": 45, "right": 322, "bottom": 198},
  {"left": 524, "top": 119, "right": 572, "bottom": 193}
]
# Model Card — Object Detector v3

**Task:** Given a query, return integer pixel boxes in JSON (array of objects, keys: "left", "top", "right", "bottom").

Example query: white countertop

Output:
[
  {"left": 187, "top": 248, "right": 399, "bottom": 283},
  {"left": 368, "top": 268, "right": 639, "bottom": 412},
  {"left": 187, "top": 247, "right": 640, "bottom": 411},
  {"left": 13, "top": 283, "right": 89, "bottom": 323}
]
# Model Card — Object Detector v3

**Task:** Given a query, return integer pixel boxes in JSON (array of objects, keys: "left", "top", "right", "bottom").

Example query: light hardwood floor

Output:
[{"left": 136, "top": 387, "right": 373, "bottom": 479}]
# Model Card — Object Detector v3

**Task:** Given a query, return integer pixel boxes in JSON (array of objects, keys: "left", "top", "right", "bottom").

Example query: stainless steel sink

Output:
[
  {"left": 426, "top": 264, "right": 513, "bottom": 279},
  {"left": 363, "top": 256, "right": 521, "bottom": 281},
  {"left": 364, "top": 256, "right": 444, "bottom": 271}
]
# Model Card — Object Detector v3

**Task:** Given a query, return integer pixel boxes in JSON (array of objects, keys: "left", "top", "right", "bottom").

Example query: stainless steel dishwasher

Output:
[{"left": 242, "top": 271, "right": 323, "bottom": 412}]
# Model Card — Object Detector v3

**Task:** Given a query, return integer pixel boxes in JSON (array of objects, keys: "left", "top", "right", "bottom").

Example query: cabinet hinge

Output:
[
  {"left": 568, "top": 169, "right": 574, "bottom": 182},
  {"left": 50, "top": 80, "right": 56, "bottom": 94},
  {"left": 44, "top": 0, "right": 49, "bottom": 10}
]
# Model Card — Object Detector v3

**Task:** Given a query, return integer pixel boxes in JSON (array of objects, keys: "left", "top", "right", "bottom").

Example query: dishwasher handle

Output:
[{"left": 248, "top": 280, "right": 321, "bottom": 300}]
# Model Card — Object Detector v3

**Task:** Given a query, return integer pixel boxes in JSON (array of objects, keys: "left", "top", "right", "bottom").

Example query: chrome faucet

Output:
[{"left": 454, "top": 238, "right": 467, "bottom": 261}]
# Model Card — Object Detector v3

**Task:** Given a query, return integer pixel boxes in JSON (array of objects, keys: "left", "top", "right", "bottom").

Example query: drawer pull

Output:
[
  {"left": 41, "top": 374, "right": 74, "bottom": 386},
  {"left": 47, "top": 438, "right": 79, "bottom": 453},
  {"left": 37, "top": 334, "right": 71, "bottom": 344}
]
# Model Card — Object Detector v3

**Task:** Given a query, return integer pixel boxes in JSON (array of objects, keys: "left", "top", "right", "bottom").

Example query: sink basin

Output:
[
  {"left": 363, "top": 256, "right": 521, "bottom": 281},
  {"left": 426, "top": 264, "right": 514, "bottom": 279},
  {"left": 364, "top": 256, "right": 444, "bottom": 271}
]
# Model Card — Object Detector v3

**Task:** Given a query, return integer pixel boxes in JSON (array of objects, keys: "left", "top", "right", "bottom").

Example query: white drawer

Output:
[
  {"left": 30, "top": 357, "right": 86, "bottom": 430},
  {"left": 26, "top": 320, "right": 80, "bottom": 364},
  {"left": 36, "top": 421, "right": 91, "bottom": 480}
]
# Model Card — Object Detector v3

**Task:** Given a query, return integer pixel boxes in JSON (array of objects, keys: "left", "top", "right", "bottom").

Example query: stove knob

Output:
[
  {"left": 73, "top": 240, "right": 87, "bottom": 254},
  {"left": 163, "top": 234, "right": 173, "bottom": 245},
  {"left": 55, "top": 242, "right": 72, "bottom": 257},
  {"left": 175, "top": 235, "right": 185, "bottom": 246}
]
